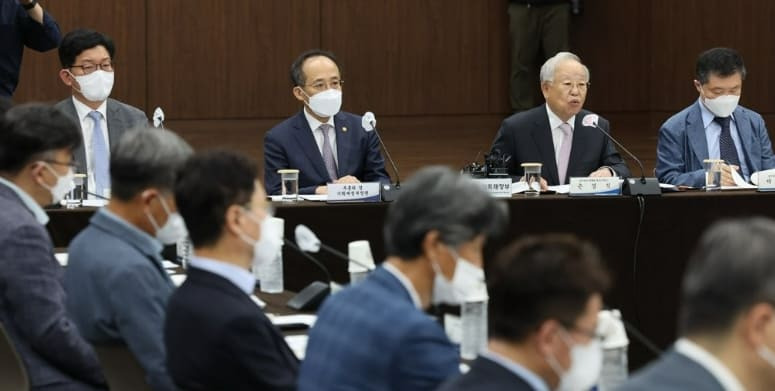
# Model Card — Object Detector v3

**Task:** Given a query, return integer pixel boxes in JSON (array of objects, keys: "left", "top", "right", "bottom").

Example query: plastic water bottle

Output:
[
  {"left": 176, "top": 236, "right": 192, "bottom": 269},
  {"left": 460, "top": 298, "right": 488, "bottom": 360},
  {"left": 257, "top": 217, "right": 284, "bottom": 293},
  {"left": 597, "top": 309, "right": 629, "bottom": 390}
]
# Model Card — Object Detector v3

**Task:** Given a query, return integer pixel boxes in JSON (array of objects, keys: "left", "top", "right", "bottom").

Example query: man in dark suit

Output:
[
  {"left": 264, "top": 49, "right": 389, "bottom": 195},
  {"left": 439, "top": 234, "right": 610, "bottom": 391},
  {"left": 491, "top": 51, "right": 629, "bottom": 187},
  {"left": 65, "top": 128, "right": 192, "bottom": 391},
  {"left": 620, "top": 218, "right": 775, "bottom": 390},
  {"left": 298, "top": 166, "right": 508, "bottom": 390},
  {"left": 55, "top": 29, "right": 147, "bottom": 199},
  {"left": 0, "top": 104, "right": 107, "bottom": 390},
  {"left": 166, "top": 150, "right": 298, "bottom": 390}
]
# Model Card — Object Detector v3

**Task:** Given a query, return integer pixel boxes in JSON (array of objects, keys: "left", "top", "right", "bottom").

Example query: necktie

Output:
[
  {"left": 556, "top": 122, "right": 573, "bottom": 184},
  {"left": 88, "top": 111, "right": 110, "bottom": 197},
  {"left": 318, "top": 124, "right": 338, "bottom": 181},
  {"left": 714, "top": 116, "right": 741, "bottom": 167}
]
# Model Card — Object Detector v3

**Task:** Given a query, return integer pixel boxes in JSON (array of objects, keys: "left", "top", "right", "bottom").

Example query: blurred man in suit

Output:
[
  {"left": 0, "top": 104, "right": 107, "bottom": 390},
  {"left": 55, "top": 29, "right": 147, "bottom": 199},
  {"left": 620, "top": 217, "right": 775, "bottom": 390},
  {"left": 491, "top": 51, "right": 629, "bottom": 187},
  {"left": 166, "top": 150, "right": 298, "bottom": 390},
  {"left": 298, "top": 166, "right": 508, "bottom": 390},
  {"left": 264, "top": 49, "right": 389, "bottom": 195},
  {"left": 439, "top": 234, "right": 609, "bottom": 391},
  {"left": 65, "top": 127, "right": 192, "bottom": 391},
  {"left": 656, "top": 48, "right": 775, "bottom": 187}
]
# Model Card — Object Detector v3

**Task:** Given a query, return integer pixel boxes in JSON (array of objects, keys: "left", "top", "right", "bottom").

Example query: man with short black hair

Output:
[
  {"left": 620, "top": 217, "right": 775, "bottom": 390},
  {"left": 0, "top": 103, "right": 107, "bottom": 390},
  {"left": 439, "top": 234, "right": 610, "bottom": 391},
  {"left": 65, "top": 127, "right": 192, "bottom": 391},
  {"left": 657, "top": 47, "right": 775, "bottom": 187},
  {"left": 55, "top": 28, "right": 147, "bottom": 199},
  {"left": 264, "top": 49, "right": 389, "bottom": 195}
]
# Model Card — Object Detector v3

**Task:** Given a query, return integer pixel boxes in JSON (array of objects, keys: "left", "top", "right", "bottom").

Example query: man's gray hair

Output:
[
  {"left": 680, "top": 217, "right": 775, "bottom": 335},
  {"left": 539, "top": 51, "right": 590, "bottom": 83},
  {"left": 110, "top": 127, "right": 193, "bottom": 201},
  {"left": 383, "top": 166, "right": 509, "bottom": 259}
]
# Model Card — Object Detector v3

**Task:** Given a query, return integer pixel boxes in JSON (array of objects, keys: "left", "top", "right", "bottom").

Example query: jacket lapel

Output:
[
  {"left": 687, "top": 102, "right": 709, "bottom": 166},
  {"left": 531, "top": 110, "right": 559, "bottom": 185},
  {"left": 105, "top": 99, "right": 126, "bottom": 146},
  {"left": 62, "top": 99, "right": 88, "bottom": 174},
  {"left": 733, "top": 107, "right": 757, "bottom": 172},
  {"left": 334, "top": 113, "right": 349, "bottom": 176},
  {"left": 291, "top": 111, "right": 330, "bottom": 181}
]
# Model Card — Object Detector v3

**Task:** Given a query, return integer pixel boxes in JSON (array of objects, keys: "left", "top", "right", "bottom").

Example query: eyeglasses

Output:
[
  {"left": 304, "top": 79, "right": 343, "bottom": 92},
  {"left": 42, "top": 159, "right": 79, "bottom": 170},
  {"left": 553, "top": 80, "right": 590, "bottom": 93},
  {"left": 69, "top": 62, "right": 114, "bottom": 75}
]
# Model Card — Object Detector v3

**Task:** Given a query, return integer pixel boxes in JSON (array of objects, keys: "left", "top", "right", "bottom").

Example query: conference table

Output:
[{"left": 45, "top": 189, "right": 775, "bottom": 369}]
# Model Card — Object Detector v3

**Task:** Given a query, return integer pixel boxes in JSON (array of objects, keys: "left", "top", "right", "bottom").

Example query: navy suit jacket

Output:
[
  {"left": 65, "top": 208, "right": 176, "bottom": 391},
  {"left": 298, "top": 266, "right": 460, "bottom": 391},
  {"left": 656, "top": 101, "right": 775, "bottom": 187},
  {"left": 491, "top": 105, "right": 630, "bottom": 185},
  {"left": 438, "top": 356, "right": 536, "bottom": 391},
  {"left": 164, "top": 267, "right": 298, "bottom": 391},
  {"left": 264, "top": 110, "right": 390, "bottom": 195},
  {"left": 618, "top": 349, "right": 725, "bottom": 391},
  {"left": 0, "top": 183, "right": 106, "bottom": 390}
]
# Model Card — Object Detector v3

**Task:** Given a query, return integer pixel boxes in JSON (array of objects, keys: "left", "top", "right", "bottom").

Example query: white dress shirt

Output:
[
  {"left": 303, "top": 108, "right": 339, "bottom": 166},
  {"left": 674, "top": 338, "right": 745, "bottom": 391},
  {"left": 382, "top": 262, "right": 422, "bottom": 309},
  {"left": 71, "top": 97, "right": 110, "bottom": 198},
  {"left": 187, "top": 256, "right": 256, "bottom": 296}
]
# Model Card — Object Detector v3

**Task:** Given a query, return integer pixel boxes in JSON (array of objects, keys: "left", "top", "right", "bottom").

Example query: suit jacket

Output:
[
  {"left": 164, "top": 267, "right": 298, "bottom": 391},
  {"left": 65, "top": 208, "right": 177, "bottom": 391},
  {"left": 656, "top": 101, "right": 775, "bottom": 187},
  {"left": 0, "top": 183, "right": 106, "bottom": 390},
  {"left": 298, "top": 266, "right": 460, "bottom": 391},
  {"left": 54, "top": 97, "right": 148, "bottom": 177},
  {"left": 438, "top": 356, "right": 536, "bottom": 391},
  {"left": 491, "top": 105, "right": 630, "bottom": 185},
  {"left": 617, "top": 349, "right": 725, "bottom": 391},
  {"left": 264, "top": 110, "right": 390, "bottom": 195}
]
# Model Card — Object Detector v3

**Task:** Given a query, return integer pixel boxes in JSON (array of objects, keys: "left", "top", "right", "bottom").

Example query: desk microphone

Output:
[
  {"left": 85, "top": 191, "right": 110, "bottom": 200},
  {"left": 284, "top": 237, "right": 331, "bottom": 311},
  {"left": 362, "top": 112, "right": 402, "bottom": 202},
  {"left": 582, "top": 114, "right": 661, "bottom": 196},
  {"left": 152, "top": 107, "right": 165, "bottom": 128},
  {"left": 295, "top": 225, "right": 374, "bottom": 271}
]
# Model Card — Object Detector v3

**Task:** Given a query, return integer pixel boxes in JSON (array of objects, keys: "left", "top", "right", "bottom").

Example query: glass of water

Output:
[
  {"left": 278, "top": 169, "right": 299, "bottom": 201},
  {"left": 703, "top": 159, "right": 723, "bottom": 191},
  {"left": 521, "top": 163, "right": 543, "bottom": 197},
  {"left": 65, "top": 174, "right": 86, "bottom": 208}
]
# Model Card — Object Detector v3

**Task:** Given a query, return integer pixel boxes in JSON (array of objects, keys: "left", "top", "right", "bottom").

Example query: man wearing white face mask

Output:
[
  {"left": 298, "top": 166, "right": 508, "bottom": 391},
  {"left": 65, "top": 127, "right": 192, "bottom": 391},
  {"left": 0, "top": 104, "right": 108, "bottom": 390},
  {"left": 621, "top": 217, "right": 775, "bottom": 390},
  {"left": 439, "top": 234, "right": 610, "bottom": 391},
  {"left": 657, "top": 47, "right": 775, "bottom": 187},
  {"left": 264, "top": 49, "right": 390, "bottom": 195},
  {"left": 54, "top": 29, "right": 148, "bottom": 199}
]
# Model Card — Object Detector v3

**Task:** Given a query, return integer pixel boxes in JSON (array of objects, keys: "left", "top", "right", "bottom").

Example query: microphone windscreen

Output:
[
  {"left": 295, "top": 224, "right": 322, "bottom": 253},
  {"left": 153, "top": 107, "right": 165, "bottom": 128},
  {"left": 361, "top": 112, "right": 376, "bottom": 131},
  {"left": 582, "top": 113, "right": 599, "bottom": 127}
]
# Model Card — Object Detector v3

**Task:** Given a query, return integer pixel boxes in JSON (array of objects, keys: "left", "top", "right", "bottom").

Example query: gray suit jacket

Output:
[
  {"left": 0, "top": 183, "right": 106, "bottom": 390},
  {"left": 617, "top": 349, "right": 725, "bottom": 391},
  {"left": 54, "top": 97, "right": 148, "bottom": 177}
]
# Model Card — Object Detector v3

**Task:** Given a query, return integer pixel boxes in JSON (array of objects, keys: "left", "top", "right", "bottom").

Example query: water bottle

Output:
[
  {"left": 597, "top": 309, "right": 629, "bottom": 390},
  {"left": 460, "top": 298, "right": 488, "bottom": 360},
  {"left": 176, "top": 236, "right": 192, "bottom": 269},
  {"left": 257, "top": 217, "right": 284, "bottom": 293},
  {"left": 348, "top": 240, "right": 375, "bottom": 284}
]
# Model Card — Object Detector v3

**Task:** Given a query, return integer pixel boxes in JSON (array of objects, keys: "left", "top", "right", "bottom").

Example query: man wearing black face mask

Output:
[
  {"left": 0, "top": 103, "right": 107, "bottom": 390},
  {"left": 65, "top": 127, "right": 192, "bottom": 391}
]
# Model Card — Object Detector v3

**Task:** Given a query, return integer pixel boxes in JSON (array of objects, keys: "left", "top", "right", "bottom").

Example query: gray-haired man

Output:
[{"left": 65, "top": 127, "right": 192, "bottom": 391}]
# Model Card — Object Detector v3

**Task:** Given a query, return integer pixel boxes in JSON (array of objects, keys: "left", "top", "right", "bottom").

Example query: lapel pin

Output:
[{"left": 342, "top": 126, "right": 348, "bottom": 132}]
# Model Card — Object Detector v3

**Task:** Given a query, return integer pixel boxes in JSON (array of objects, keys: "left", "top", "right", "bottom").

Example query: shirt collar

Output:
[
  {"left": 381, "top": 262, "right": 422, "bottom": 309},
  {"left": 546, "top": 104, "right": 575, "bottom": 131},
  {"left": 674, "top": 338, "right": 745, "bottom": 391},
  {"left": 188, "top": 255, "right": 256, "bottom": 295},
  {"left": 97, "top": 208, "right": 163, "bottom": 257},
  {"left": 0, "top": 177, "right": 49, "bottom": 225},
  {"left": 72, "top": 96, "right": 107, "bottom": 122},
  {"left": 303, "top": 107, "right": 335, "bottom": 133},
  {"left": 697, "top": 97, "right": 735, "bottom": 130},
  {"left": 480, "top": 350, "right": 550, "bottom": 391}
]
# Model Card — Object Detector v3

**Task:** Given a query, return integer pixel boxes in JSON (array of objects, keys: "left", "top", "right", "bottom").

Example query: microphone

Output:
[
  {"left": 362, "top": 112, "right": 402, "bottom": 202},
  {"left": 85, "top": 191, "right": 110, "bottom": 200},
  {"left": 582, "top": 114, "right": 661, "bottom": 196},
  {"left": 284, "top": 237, "right": 331, "bottom": 311},
  {"left": 152, "top": 107, "right": 165, "bottom": 128},
  {"left": 295, "top": 225, "right": 374, "bottom": 271}
]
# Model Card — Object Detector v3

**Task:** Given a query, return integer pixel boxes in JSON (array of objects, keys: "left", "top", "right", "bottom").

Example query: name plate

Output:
[
  {"left": 472, "top": 178, "right": 513, "bottom": 198},
  {"left": 758, "top": 171, "right": 775, "bottom": 191},
  {"left": 327, "top": 182, "right": 381, "bottom": 203},
  {"left": 569, "top": 177, "right": 621, "bottom": 196}
]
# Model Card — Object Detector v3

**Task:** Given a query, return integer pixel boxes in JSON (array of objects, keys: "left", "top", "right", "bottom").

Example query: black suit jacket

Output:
[
  {"left": 438, "top": 356, "right": 536, "bottom": 391},
  {"left": 164, "top": 267, "right": 298, "bottom": 391},
  {"left": 491, "top": 105, "right": 630, "bottom": 185}
]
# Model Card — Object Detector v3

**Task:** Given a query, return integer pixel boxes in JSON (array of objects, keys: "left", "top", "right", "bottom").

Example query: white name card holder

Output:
[
  {"left": 758, "top": 171, "right": 775, "bottom": 192},
  {"left": 569, "top": 177, "right": 621, "bottom": 196},
  {"left": 472, "top": 178, "right": 513, "bottom": 198},
  {"left": 327, "top": 182, "right": 382, "bottom": 203}
]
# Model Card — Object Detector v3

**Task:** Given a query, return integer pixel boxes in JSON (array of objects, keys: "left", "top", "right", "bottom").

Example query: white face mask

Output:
[
  {"left": 72, "top": 70, "right": 114, "bottom": 102},
  {"left": 146, "top": 196, "right": 188, "bottom": 245},
  {"left": 547, "top": 329, "right": 603, "bottom": 391},
  {"left": 303, "top": 88, "right": 342, "bottom": 118},
  {"left": 758, "top": 344, "right": 775, "bottom": 369},
  {"left": 431, "top": 247, "right": 486, "bottom": 305},
  {"left": 238, "top": 208, "right": 283, "bottom": 270},
  {"left": 702, "top": 90, "right": 740, "bottom": 118},
  {"left": 42, "top": 164, "right": 75, "bottom": 204}
]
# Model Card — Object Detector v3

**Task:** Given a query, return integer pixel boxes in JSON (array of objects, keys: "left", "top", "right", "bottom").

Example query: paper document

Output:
[
  {"left": 270, "top": 314, "right": 317, "bottom": 328},
  {"left": 547, "top": 184, "right": 570, "bottom": 194},
  {"left": 55, "top": 253, "right": 68, "bottom": 266},
  {"left": 730, "top": 169, "right": 756, "bottom": 189},
  {"left": 82, "top": 199, "right": 107, "bottom": 207},
  {"left": 285, "top": 335, "right": 309, "bottom": 360},
  {"left": 300, "top": 195, "right": 327, "bottom": 201}
]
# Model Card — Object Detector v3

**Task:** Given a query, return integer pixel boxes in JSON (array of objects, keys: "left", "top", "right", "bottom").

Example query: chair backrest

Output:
[
  {"left": 0, "top": 323, "right": 29, "bottom": 391},
  {"left": 94, "top": 344, "right": 152, "bottom": 391}
]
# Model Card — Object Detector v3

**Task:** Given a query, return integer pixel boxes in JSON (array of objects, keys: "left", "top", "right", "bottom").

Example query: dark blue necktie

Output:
[{"left": 714, "top": 116, "right": 741, "bottom": 167}]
